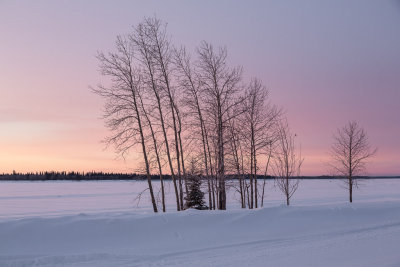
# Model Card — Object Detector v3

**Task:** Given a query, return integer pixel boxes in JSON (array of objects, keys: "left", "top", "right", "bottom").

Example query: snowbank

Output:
[{"left": 1, "top": 201, "right": 400, "bottom": 266}]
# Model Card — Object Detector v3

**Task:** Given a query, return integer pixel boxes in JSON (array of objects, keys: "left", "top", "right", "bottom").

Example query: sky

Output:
[{"left": 1, "top": 0, "right": 399, "bottom": 175}]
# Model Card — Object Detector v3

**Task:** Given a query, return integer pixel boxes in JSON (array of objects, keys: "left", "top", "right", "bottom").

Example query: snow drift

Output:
[{"left": 1, "top": 201, "right": 400, "bottom": 267}]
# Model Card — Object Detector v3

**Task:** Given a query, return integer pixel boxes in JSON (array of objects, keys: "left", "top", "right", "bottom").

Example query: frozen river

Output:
[{"left": 1, "top": 179, "right": 399, "bottom": 219}]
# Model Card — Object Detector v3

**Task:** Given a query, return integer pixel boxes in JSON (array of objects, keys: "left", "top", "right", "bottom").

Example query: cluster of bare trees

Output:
[
  {"left": 94, "top": 18, "right": 378, "bottom": 211},
  {"left": 94, "top": 17, "right": 305, "bottom": 212}
]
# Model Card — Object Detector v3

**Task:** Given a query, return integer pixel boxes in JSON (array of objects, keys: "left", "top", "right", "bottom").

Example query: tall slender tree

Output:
[
  {"left": 144, "top": 17, "right": 186, "bottom": 209},
  {"left": 241, "top": 79, "right": 281, "bottom": 208},
  {"left": 272, "top": 120, "right": 303, "bottom": 206},
  {"left": 197, "top": 41, "right": 243, "bottom": 210},
  {"left": 132, "top": 19, "right": 181, "bottom": 210},
  {"left": 94, "top": 36, "right": 158, "bottom": 212},
  {"left": 174, "top": 47, "right": 216, "bottom": 209}
]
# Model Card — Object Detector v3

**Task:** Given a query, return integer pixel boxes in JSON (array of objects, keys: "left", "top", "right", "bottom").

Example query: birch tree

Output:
[
  {"left": 132, "top": 19, "right": 182, "bottom": 210},
  {"left": 94, "top": 36, "right": 158, "bottom": 212},
  {"left": 330, "top": 121, "right": 377, "bottom": 203},
  {"left": 197, "top": 41, "right": 243, "bottom": 210},
  {"left": 242, "top": 79, "right": 281, "bottom": 208},
  {"left": 137, "top": 90, "right": 166, "bottom": 212},
  {"left": 272, "top": 120, "right": 303, "bottom": 206},
  {"left": 144, "top": 17, "right": 186, "bottom": 209},
  {"left": 174, "top": 47, "right": 216, "bottom": 209}
]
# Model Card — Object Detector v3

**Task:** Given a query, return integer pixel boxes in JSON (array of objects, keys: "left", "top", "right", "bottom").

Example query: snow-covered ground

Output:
[{"left": 1, "top": 179, "right": 400, "bottom": 266}]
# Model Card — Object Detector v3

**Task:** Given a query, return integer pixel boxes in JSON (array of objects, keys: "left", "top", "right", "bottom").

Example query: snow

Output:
[{"left": 1, "top": 179, "right": 400, "bottom": 266}]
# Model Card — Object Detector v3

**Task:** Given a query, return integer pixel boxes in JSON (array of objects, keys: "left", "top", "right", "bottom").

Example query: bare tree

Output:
[
  {"left": 93, "top": 36, "right": 158, "bottom": 212},
  {"left": 174, "top": 47, "right": 216, "bottom": 209},
  {"left": 132, "top": 19, "right": 182, "bottom": 211},
  {"left": 241, "top": 78, "right": 281, "bottom": 209},
  {"left": 144, "top": 17, "right": 186, "bottom": 210},
  {"left": 272, "top": 120, "right": 303, "bottom": 206},
  {"left": 197, "top": 41, "right": 243, "bottom": 210},
  {"left": 261, "top": 141, "right": 274, "bottom": 207},
  {"left": 227, "top": 116, "right": 246, "bottom": 208},
  {"left": 330, "top": 121, "right": 377, "bottom": 203}
]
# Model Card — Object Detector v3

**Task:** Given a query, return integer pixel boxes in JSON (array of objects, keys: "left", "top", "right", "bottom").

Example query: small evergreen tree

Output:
[{"left": 184, "top": 175, "right": 208, "bottom": 210}]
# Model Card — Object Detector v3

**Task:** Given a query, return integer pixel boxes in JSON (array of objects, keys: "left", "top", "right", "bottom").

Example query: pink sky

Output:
[{"left": 1, "top": 1, "right": 399, "bottom": 175}]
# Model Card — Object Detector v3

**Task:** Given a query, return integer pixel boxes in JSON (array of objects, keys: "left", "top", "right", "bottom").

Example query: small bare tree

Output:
[
  {"left": 261, "top": 141, "right": 274, "bottom": 207},
  {"left": 272, "top": 120, "right": 303, "bottom": 206},
  {"left": 330, "top": 121, "right": 377, "bottom": 203}
]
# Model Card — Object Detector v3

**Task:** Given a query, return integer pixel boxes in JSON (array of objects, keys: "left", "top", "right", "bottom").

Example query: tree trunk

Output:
[
  {"left": 239, "top": 176, "right": 245, "bottom": 208},
  {"left": 207, "top": 178, "right": 212, "bottom": 209},
  {"left": 176, "top": 108, "right": 188, "bottom": 197},
  {"left": 261, "top": 178, "right": 266, "bottom": 207},
  {"left": 132, "top": 92, "right": 157, "bottom": 212},
  {"left": 216, "top": 95, "right": 227, "bottom": 210},
  {"left": 205, "top": 127, "right": 216, "bottom": 210},
  {"left": 286, "top": 175, "right": 289, "bottom": 206},
  {"left": 261, "top": 148, "right": 272, "bottom": 207},
  {"left": 246, "top": 180, "right": 251, "bottom": 209},
  {"left": 156, "top": 95, "right": 180, "bottom": 211},
  {"left": 138, "top": 93, "right": 166, "bottom": 212},
  {"left": 170, "top": 103, "right": 184, "bottom": 210},
  {"left": 229, "top": 120, "right": 245, "bottom": 209},
  {"left": 254, "top": 146, "right": 258, "bottom": 209},
  {"left": 349, "top": 176, "right": 353, "bottom": 203},
  {"left": 211, "top": 178, "right": 216, "bottom": 210},
  {"left": 250, "top": 146, "right": 254, "bottom": 209}
]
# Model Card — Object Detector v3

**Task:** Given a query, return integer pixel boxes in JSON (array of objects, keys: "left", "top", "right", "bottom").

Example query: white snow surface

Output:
[{"left": 1, "top": 179, "right": 400, "bottom": 266}]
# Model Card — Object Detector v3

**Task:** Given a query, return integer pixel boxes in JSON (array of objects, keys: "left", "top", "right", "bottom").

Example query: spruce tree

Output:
[{"left": 184, "top": 175, "right": 208, "bottom": 210}]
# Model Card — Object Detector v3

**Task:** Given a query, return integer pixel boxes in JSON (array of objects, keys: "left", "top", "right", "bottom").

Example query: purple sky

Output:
[{"left": 1, "top": 0, "right": 399, "bottom": 175}]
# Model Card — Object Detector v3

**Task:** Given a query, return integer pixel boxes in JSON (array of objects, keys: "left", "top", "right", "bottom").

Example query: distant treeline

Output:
[
  {"left": 0, "top": 171, "right": 140, "bottom": 181},
  {"left": 0, "top": 171, "right": 270, "bottom": 181},
  {"left": 0, "top": 171, "right": 398, "bottom": 181}
]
